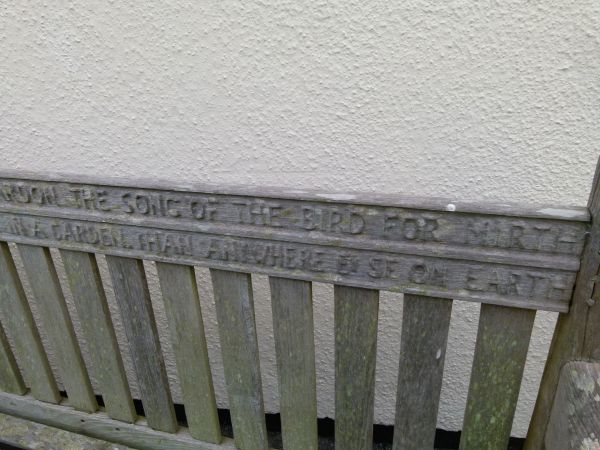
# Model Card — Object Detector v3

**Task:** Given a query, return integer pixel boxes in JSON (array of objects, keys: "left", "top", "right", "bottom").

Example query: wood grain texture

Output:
[
  {"left": 0, "top": 175, "right": 589, "bottom": 314},
  {"left": 393, "top": 294, "right": 453, "bottom": 450},
  {"left": 0, "top": 210, "right": 580, "bottom": 313},
  {"left": 156, "top": 262, "right": 221, "bottom": 443},
  {"left": 60, "top": 249, "right": 136, "bottom": 423},
  {"left": 0, "top": 321, "right": 26, "bottom": 395},
  {"left": 526, "top": 157, "right": 600, "bottom": 450},
  {"left": 17, "top": 244, "right": 97, "bottom": 412},
  {"left": 210, "top": 269, "right": 268, "bottom": 450},
  {"left": 334, "top": 285, "right": 379, "bottom": 450},
  {"left": 0, "top": 391, "right": 239, "bottom": 450},
  {"left": 545, "top": 361, "right": 600, "bottom": 450},
  {"left": 0, "top": 242, "right": 59, "bottom": 403},
  {"left": 105, "top": 255, "right": 177, "bottom": 433},
  {"left": 0, "top": 171, "right": 589, "bottom": 222},
  {"left": 269, "top": 277, "right": 318, "bottom": 450},
  {"left": 459, "top": 304, "right": 535, "bottom": 450}
]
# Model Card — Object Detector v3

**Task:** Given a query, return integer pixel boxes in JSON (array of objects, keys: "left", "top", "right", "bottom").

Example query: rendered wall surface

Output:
[{"left": 1, "top": 0, "right": 599, "bottom": 437}]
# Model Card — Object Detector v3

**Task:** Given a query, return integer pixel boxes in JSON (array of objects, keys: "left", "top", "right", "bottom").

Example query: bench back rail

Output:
[{"left": 0, "top": 171, "right": 594, "bottom": 450}]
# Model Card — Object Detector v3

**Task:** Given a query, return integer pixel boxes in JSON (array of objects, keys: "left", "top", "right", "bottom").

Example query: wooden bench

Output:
[{"left": 0, "top": 163, "right": 599, "bottom": 450}]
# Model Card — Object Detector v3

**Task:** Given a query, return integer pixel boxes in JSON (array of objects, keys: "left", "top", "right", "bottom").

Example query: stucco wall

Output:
[{"left": 1, "top": 0, "right": 599, "bottom": 438}]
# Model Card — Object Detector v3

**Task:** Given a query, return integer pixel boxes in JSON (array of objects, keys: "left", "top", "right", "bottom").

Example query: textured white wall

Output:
[{"left": 1, "top": 0, "right": 600, "bottom": 437}]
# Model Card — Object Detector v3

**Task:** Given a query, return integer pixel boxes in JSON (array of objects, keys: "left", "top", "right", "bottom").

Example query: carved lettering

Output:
[
  {"left": 0, "top": 179, "right": 587, "bottom": 270},
  {"left": 121, "top": 193, "right": 182, "bottom": 217},
  {"left": 299, "top": 206, "right": 366, "bottom": 235},
  {"left": 383, "top": 214, "right": 441, "bottom": 241},
  {"left": 408, "top": 263, "right": 447, "bottom": 287},
  {"left": 0, "top": 212, "right": 578, "bottom": 310},
  {"left": 190, "top": 198, "right": 218, "bottom": 221},
  {"left": 0, "top": 183, "right": 59, "bottom": 206}
]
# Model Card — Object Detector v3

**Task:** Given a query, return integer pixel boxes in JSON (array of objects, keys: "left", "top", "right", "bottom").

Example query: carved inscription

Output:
[
  {"left": 0, "top": 213, "right": 577, "bottom": 310},
  {"left": 0, "top": 180, "right": 588, "bottom": 257},
  {"left": 0, "top": 177, "right": 588, "bottom": 311}
]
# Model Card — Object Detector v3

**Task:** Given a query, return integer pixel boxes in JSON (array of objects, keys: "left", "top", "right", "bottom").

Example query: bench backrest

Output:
[{"left": 0, "top": 170, "right": 596, "bottom": 450}]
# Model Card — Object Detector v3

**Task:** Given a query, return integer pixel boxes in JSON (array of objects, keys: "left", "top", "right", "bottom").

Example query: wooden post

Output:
[
  {"left": 544, "top": 361, "right": 600, "bottom": 450},
  {"left": 525, "top": 156, "right": 600, "bottom": 449}
]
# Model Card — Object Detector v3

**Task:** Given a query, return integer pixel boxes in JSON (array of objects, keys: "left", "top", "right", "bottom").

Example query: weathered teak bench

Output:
[{"left": 0, "top": 163, "right": 599, "bottom": 450}]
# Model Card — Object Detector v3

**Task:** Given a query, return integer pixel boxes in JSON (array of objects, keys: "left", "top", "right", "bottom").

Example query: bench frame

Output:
[{"left": 0, "top": 161, "right": 598, "bottom": 450}]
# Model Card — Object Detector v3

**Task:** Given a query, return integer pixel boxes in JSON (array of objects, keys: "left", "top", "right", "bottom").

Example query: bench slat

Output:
[
  {"left": 210, "top": 269, "right": 268, "bottom": 450},
  {"left": 270, "top": 277, "right": 318, "bottom": 450},
  {"left": 393, "top": 294, "right": 453, "bottom": 450},
  {"left": 17, "top": 244, "right": 97, "bottom": 412},
  {"left": 156, "top": 262, "right": 222, "bottom": 443},
  {"left": 60, "top": 250, "right": 136, "bottom": 423},
  {"left": 459, "top": 304, "right": 535, "bottom": 450},
  {"left": 105, "top": 256, "right": 177, "bottom": 433},
  {"left": 335, "top": 285, "right": 379, "bottom": 450},
  {"left": 0, "top": 321, "right": 26, "bottom": 395},
  {"left": 0, "top": 242, "right": 59, "bottom": 403}
]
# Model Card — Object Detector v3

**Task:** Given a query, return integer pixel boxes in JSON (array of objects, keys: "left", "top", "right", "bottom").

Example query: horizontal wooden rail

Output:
[
  {"left": 0, "top": 392, "right": 238, "bottom": 450},
  {"left": 0, "top": 174, "right": 589, "bottom": 312}
]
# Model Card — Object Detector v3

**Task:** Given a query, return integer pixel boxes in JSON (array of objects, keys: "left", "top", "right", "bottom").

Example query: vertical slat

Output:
[
  {"left": 334, "top": 285, "right": 379, "bottom": 450},
  {"left": 105, "top": 255, "right": 177, "bottom": 433},
  {"left": 60, "top": 250, "right": 136, "bottom": 423},
  {"left": 0, "top": 242, "right": 59, "bottom": 403},
  {"left": 459, "top": 304, "right": 535, "bottom": 450},
  {"left": 156, "top": 262, "right": 221, "bottom": 443},
  {"left": 210, "top": 269, "right": 268, "bottom": 450},
  {"left": 17, "top": 244, "right": 97, "bottom": 412},
  {"left": 393, "top": 294, "right": 453, "bottom": 450},
  {"left": 270, "top": 277, "right": 318, "bottom": 450},
  {"left": 0, "top": 321, "right": 26, "bottom": 395}
]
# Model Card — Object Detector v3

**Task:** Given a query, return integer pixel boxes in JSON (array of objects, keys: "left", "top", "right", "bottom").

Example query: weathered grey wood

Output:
[
  {"left": 0, "top": 412, "right": 133, "bottom": 450},
  {"left": 60, "top": 250, "right": 136, "bottom": 423},
  {"left": 459, "top": 304, "right": 535, "bottom": 450},
  {"left": 210, "top": 269, "right": 268, "bottom": 450},
  {"left": 334, "top": 285, "right": 379, "bottom": 450},
  {"left": 105, "top": 255, "right": 177, "bottom": 433},
  {"left": 0, "top": 170, "right": 594, "bottom": 449},
  {"left": 545, "top": 361, "right": 600, "bottom": 450},
  {"left": 17, "top": 244, "right": 97, "bottom": 412},
  {"left": 0, "top": 171, "right": 589, "bottom": 223},
  {"left": 0, "top": 212, "right": 580, "bottom": 313},
  {"left": 0, "top": 210, "right": 582, "bottom": 273},
  {"left": 0, "top": 174, "right": 589, "bottom": 313},
  {"left": 0, "top": 242, "right": 59, "bottom": 403},
  {"left": 393, "top": 294, "right": 453, "bottom": 450},
  {"left": 269, "top": 277, "right": 318, "bottom": 450},
  {"left": 0, "top": 321, "right": 26, "bottom": 395},
  {"left": 526, "top": 157, "right": 600, "bottom": 450},
  {"left": 584, "top": 290, "right": 600, "bottom": 362},
  {"left": 156, "top": 262, "right": 221, "bottom": 443},
  {"left": 0, "top": 391, "right": 240, "bottom": 450}
]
